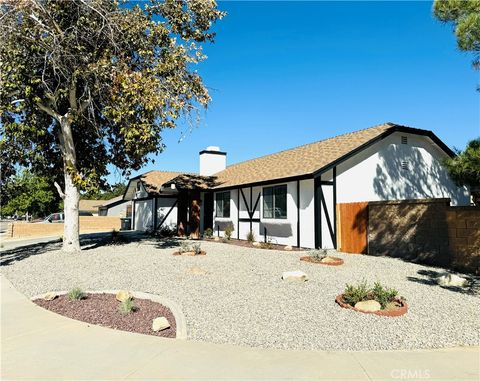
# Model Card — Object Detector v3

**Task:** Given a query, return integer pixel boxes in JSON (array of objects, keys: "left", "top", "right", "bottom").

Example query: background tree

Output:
[
  {"left": 444, "top": 139, "right": 480, "bottom": 205},
  {"left": 0, "top": 0, "right": 224, "bottom": 251},
  {"left": 433, "top": 0, "right": 480, "bottom": 70},
  {"left": 82, "top": 182, "right": 127, "bottom": 200},
  {"left": 1, "top": 170, "right": 60, "bottom": 219}
]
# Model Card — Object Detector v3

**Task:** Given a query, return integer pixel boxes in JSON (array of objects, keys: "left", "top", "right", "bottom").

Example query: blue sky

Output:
[{"left": 112, "top": 0, "right": 479, "bottom": 184}]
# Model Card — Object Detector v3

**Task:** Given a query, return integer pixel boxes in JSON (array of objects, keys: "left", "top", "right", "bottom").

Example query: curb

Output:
[{"left": 31, "top": 290, "right": 188, "bottom": 340}]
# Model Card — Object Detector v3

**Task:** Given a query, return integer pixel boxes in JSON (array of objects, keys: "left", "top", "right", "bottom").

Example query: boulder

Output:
[
  {"left": 436, "top": 272, "right": 469, "bottom": 288},
  {"left": 321, "top": 256, "right": 337, "bottom": 264},
  {"left": 252, "top": 242, "right": 261, "bottom": 247},
  {"left": 116, "top": 290, "right": 132, "bottom": 302},
  {"left": 354, "top": 300, "right": 381, "bottom": 312},
  {"left": 186, "top": 266, "right": 208, "bottom": 275},
  {"left": 43, "top": 292, "right": 57, "bottom": 301},
  {"left": 214, "top": 237, "right": 220, "bottom": 242},
  {"left": 152, "top": 317, "right": 170, "bottom": 332},
  {"left": 282, "top": 270, "right": 308, "bottom": 282},
  {"left": 284, "top": 245, "right": 293, "bottom": 251}
]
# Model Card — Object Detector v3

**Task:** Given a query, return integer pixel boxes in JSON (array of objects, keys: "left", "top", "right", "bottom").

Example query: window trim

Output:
[
  {"left": 262, "top": 184, "right": 287, "bottom": 220},
  {"left": 215, "top": 191, "right": 231, "bottom": 218}
]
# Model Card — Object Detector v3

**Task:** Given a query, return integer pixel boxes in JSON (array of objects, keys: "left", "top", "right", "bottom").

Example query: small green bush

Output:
[
  {"left": 180, "top": 241, "right": 193, "bottom": 253},
  {"left": 224, "top": 224, "right": 234, "bottom": 240},
  {"left": 119, "top": 298, "right": 137, "bottom": 314},
  {"left": 192, "top": 242, "right": 202, "bottom": 255},
  {"left": 204, "top": 228, "right": 213, "bottom": 238},
  {"left": 68, "top": 287, "right": 85, "bottom": 301},
  {"left": 342, "top": 280, "right": 399, "bottom": 309},
  {"left": 246, "top": 230, "right": 255, "bottom": 243},
  {"left": 309, "top": 249, "right": 327, "bottom": 260},
  {"left": 372, "top": 282, "right": 398, "bottom": 309}
]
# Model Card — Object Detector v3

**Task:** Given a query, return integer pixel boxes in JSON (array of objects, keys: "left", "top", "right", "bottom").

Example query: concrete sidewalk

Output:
[{"left": 1, "top": 275, "right": 478, "bottom": 381}]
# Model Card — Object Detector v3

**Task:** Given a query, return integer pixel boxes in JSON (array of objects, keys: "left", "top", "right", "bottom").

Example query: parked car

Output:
[{"left": 42, "top": 211, "right": 93, "bottom": 223}]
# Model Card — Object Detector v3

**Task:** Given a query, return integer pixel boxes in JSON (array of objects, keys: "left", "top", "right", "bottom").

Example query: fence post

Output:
[{"left": 264, "top": 227, "right": 267, "bottom": 243}]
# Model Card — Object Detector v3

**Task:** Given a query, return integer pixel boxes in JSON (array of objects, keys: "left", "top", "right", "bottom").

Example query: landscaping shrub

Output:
[
  {"left": 372, "top": 282, "right": 398, "bottom": 309},
  {"left": 119, "top": 298, "right": 137, "bottom": 314},
  {"left": 192, "top": 243, "right": 202, "bottom": 255},
  {"left": 246, "top": 230, "right": 255, "bottom": 243},
  {"left": 224, "top": 224, "right": 234, "bottom": 240},
  {"left": 68, "top": 287, "right": 85, "bottom": 301},
  {"left": 261, "top": 237, "right": 274, "bottom": 249},
  {"left": 309, "top": 249, "right": 327, "bottom": 260},
  {"left": 158, "top": 225, "right": 176, "bottom": 238},
  {"left": 204, "top": 228, "right": 213, "bottom": 238},
  {"left": 179, "top": 241, "right": 191, "bottom": 253},
  {"left": 342, "top": 280, "right": 399, "bottom": 309}
]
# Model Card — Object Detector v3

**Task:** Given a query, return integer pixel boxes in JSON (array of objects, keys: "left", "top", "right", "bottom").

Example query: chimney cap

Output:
[{"left": 199, "top": 146, "right": 226, "bottom": 156}]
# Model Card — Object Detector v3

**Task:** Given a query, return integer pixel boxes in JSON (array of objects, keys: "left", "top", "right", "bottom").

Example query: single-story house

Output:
[
  {"left": 123, "top": 123, "right": 469, "bottom": 248},
  {"left": 78, "top": 199, "right": 103, "bottom": 216},
  {"left": 98, "top": 196, "right": 131, "bottom": 217}
]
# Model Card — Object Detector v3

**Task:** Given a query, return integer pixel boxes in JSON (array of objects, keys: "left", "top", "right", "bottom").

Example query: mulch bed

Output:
[
  {"left": 203, "top": 238, "right": 304, "bottom": 251},
  {"left": 300, "top": 256, "right": 344, "bottom": 266},
  {"left": 335, "top": 294, "right": 408, "bottom": 317},
  {"left": 173, "top": 251, "right": 207, "bottom": 256},
  {"left": 34, "top": 293, "right": 176, "bottom": 338}
]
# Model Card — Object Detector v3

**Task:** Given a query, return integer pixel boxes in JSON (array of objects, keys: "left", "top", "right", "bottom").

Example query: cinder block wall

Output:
[
  {"left": 9, "top": 217, "right": 121, "bottom": 239},
  {"left": 367, "top": 199, "right": 479, "bottom": 274},
  {"left": 447, "top": 207, "right": 480, "bottom": 274},
  {"left": 368, "top": 199, "right": 451, "bottom": 266}
]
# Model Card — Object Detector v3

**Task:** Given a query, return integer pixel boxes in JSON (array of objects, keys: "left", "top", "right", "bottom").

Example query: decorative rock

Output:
[
  {"left": 354, "top": 300, "right": 381, "bottom": 312},
  {"left": 152, "top": 316, "right": 170, "bottom": 332},
  {"left": 284, "top": 245, "right": 293, "bottom": 251},
  {"left": 282, "top": 270, "right": 308, "bottom": 282},
  {"left": 116, "top": 290, "right": 132, "bottom": 302},
  {"left": 186, "top": 266, "right": 208, "bottom": 275},
  {"left": 43, "top": 292, "right": 57, "bottom": 301},
  {"left": 181, "top": 251, "right": 196, "bottom": 256},
  {"left": 214, "top": 237, "right": 220, "bottom": 241},
  {"left": 321, "top": 256, "right": 337, "bottom": 264},
  {"left": 252, "top": 242, "right": 261, "bottom": 247},
  {"left": 436, "top": 272, "right": 469, "bottom": 288}
]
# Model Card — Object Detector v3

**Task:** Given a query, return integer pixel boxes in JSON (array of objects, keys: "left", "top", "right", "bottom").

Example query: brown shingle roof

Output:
[
  {"left": 79, "top": 199, "right": 103, "bottom": 212},
  {"left": 212, "top": 123, "right": 396, "bottom": 188},
  {"left": 139, "top": 171, "right": 182, "bottom": 194}
]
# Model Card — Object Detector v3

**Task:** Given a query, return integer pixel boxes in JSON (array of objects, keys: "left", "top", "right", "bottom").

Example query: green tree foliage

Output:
[
  {"left": 0, "top": 0, "right": 224, "bottom": 250},
  {"left": 82, "top": 182, "right": 127, "bottom": 200},
  {"left": 433, "top": 0, "right": 480, "bottom": 68},
  {"left": 444, "top": 139, "right": 480, "bottom": 205},
  {"left": 1, "top": 170, "right": 59, "bottom": 218}
]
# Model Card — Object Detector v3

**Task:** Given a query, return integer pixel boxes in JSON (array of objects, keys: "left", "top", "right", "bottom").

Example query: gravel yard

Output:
[{"left": 1, "top": 238, "right": 479, "bottom": 351}]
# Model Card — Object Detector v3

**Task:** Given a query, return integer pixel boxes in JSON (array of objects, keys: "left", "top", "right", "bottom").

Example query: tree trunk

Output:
[
  {"left": 63, "top": 170, "right": 80, "bottom": 251},
  {"left": 59, "top": 116, "right": 81, "bottom": 252}
]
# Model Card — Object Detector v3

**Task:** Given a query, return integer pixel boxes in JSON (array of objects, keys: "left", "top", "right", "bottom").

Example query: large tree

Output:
[
  {"left": 433, "top": 0, "right": 480, "bottom": 69},
  {"left": 1, "top": 170, "right": 59, "bottom": 219},
  {"left": 0, "top": 0, "right": 224, "bottom": 251}
]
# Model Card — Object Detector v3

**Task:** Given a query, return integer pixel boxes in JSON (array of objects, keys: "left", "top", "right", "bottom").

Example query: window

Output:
[
  {"left": 401, "top": 136, "right": 408, "bottom": 145},
  {"left": 215, "top": 191, "right": 230, "bottom": 218},
  {"left": 263, "top": 185, "right": 287, "bottom": 219},
  {"left": 401, "top": 160, "right": 409, "bottom": 171}
]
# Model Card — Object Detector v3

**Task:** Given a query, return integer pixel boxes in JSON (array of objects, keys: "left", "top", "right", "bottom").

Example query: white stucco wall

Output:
[
  {"left": 105, "top": 201, "right": 129, "bottom": 217},
  {"left": 213, "top": 180, "right": 316, "bottom": 248},
  {"left": 336, "top": 132, "right": 470, "bottom": 206}
]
